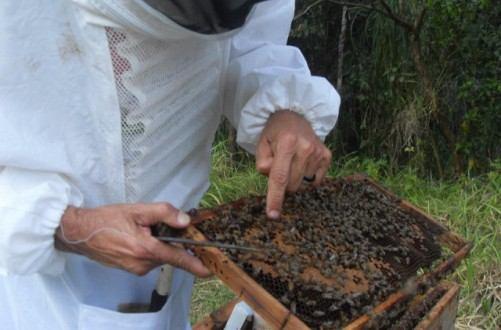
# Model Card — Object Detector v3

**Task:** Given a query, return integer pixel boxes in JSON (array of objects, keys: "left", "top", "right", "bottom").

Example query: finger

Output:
[
  {"left": 131, "top": 203, "right": 190, "bottom": 228},
  {"left": 97, "top": 235, "right": 161, "bottom": 275},
  {"left": 288, "top": 139, "right": 315, "bottom": 191},
  {"left": 139, "top": 226, "right": 152, "bottom": 236},
  {"left": 256, "top": 137, "right": 273, "bottom": 175},
  {"left": 314, "top": 148, "right": 332, "bottom": 186},
  {"left": 266, "top": 134, "right": 297, "bottom": 219},
  {"left": 80, "top": 240, "right": 159, "bottom": 276},
  {"left": 148, "top": 239, "right": 211, "bottom": 277},
  {"left": 304, "top": 147, "right": 323, "bottom": 179}
]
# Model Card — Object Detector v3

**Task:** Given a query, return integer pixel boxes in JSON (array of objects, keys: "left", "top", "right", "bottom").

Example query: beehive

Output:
[
  {"left": 159, "top": 174, "right": 471, "bottom": 329},
  {"left": 193, "top": 281, "right": 460, "bottom": 330}
]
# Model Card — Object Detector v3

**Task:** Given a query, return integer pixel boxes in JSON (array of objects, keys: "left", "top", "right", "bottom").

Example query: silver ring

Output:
[{"left": 303, "top": 175, "right": 316, "bottom": 183}]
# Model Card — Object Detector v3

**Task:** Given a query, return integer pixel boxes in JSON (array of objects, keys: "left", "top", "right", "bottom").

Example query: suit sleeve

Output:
[
  {"left": 0, "top": 167, "right": 83, "bottom": 276},
  {"left": 222, "top": 0, "right": 340, "bottom": 154}
]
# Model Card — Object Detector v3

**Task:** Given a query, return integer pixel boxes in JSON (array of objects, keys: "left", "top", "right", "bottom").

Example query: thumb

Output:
[
  {"left": 131, "top": 203, "right": 191, "bottom": 228},
  {"left": 256, "top": 137, "right": 273, "bottom": 175}
]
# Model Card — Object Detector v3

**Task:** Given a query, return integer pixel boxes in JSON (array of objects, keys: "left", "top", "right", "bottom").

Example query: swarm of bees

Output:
[{"left": 197, "top": 179, "right": 443, "bottom": 329}]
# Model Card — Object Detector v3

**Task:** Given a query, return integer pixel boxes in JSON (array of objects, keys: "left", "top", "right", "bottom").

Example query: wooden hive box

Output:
[
  {"left": 193, "top": 281, "right": 461, "bottom": 330},
  {"left": 161, "top": 174, "right": 471, "bottom": 329}
]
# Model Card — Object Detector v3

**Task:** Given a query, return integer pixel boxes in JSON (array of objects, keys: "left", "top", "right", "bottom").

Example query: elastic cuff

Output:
[
  {"left": 236, "top": 73, "right": 340, "bottom": 154},
  {"left": 0, "top": 206, "right": 68, "bottom": 276},
  {"left": 0, "top": 169, "right": 84, "bottom": 276}
]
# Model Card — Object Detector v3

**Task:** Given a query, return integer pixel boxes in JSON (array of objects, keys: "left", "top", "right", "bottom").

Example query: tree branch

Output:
[
  {"left": 325, "top": 0, "right": 414, "bottom": 31},
  {"left": 414, "top": 7, "right": 427, "bottom": 35},
  {"left": 327, "top": 0, "right": 375, "bottom": 11},
  {"left": 377, "top": 0, "right": 414, "bottom": 31},
  {"left": 294, "top": 0, "right": 326, "bottom": 21},
  {"left": 294, "top": 0, "right": 421, "bottom": 35},
  {"left": 337, "top": 5, "right": 348, "bottom": 92}
]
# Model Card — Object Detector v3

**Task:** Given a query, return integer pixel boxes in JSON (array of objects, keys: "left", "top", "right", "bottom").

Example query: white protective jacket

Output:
[{"left": 0, "top": 0, "right": 340, "bottom": 329}]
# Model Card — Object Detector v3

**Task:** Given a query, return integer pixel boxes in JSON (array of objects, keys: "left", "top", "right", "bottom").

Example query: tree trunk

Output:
[{"left": 336, "top": 5, "right": 348, "bottom": 92}]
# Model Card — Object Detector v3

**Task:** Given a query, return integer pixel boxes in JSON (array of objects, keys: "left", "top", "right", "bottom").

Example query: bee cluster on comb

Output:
[{"left": 195, "top": 178, "right": 447, "bottom": 329}]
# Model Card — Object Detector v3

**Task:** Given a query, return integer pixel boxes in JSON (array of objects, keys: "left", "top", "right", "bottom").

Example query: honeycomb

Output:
[{"left": 193, "top": 178, "right": 447, "bottom": 329}]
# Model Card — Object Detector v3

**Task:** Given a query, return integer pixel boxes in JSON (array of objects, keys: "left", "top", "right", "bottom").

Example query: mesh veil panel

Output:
[
  {"left": 107, "top": 28, "right": 140, "bottom": 200},
  {"left": 105, "top": 27, "right": 222, "bottom": 202}
]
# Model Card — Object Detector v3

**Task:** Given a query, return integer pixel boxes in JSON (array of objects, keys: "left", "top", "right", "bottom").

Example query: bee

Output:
[
  {"left": 322, "top": 292, "right": 334, "bottom": 299},
  {"left": 313, "top": 310, "right": 326, "bottom": 317},
  {"left": 290, "top": 301, "right": 297, "bottom": 314},
  {"left": 328, "top": 304, "right": 338, "bottom": 312}
]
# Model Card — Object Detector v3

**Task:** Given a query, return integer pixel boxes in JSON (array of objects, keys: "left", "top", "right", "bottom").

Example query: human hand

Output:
[
  {"left": 55, "top": 203, "right": 211, "bottom": 277},
  {"left": 256, "top": 110, "right": 332, "bottom": 219}
]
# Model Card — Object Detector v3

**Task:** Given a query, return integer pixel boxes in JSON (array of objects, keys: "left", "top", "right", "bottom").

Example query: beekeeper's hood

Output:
[
  {"left": 143, "top": 0, "right": 267, "bottom": 34},
  {"left": 71, "top": 0, "right": 268, "bottom": 39}
]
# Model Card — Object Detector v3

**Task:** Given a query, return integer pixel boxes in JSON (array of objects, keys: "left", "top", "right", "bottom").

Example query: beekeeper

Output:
[{"left": 0, "top": 0, "right": 340, "bottom": 329}]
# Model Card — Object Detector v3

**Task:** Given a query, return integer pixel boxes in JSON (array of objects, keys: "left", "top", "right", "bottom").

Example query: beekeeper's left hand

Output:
[{"left": 256, "top": 110, "right": 332, "bottom": 219}]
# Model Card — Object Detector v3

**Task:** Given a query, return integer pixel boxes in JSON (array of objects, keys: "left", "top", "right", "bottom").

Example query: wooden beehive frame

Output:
[
  {"left": 186, "top": 174, "right": 472, "bottom": 329},
  {"left": 414, "top": 281, "right": 460, "bottom": 330},
  {"left": 192, "top": 281, "right": 460, "bottom": 330}
]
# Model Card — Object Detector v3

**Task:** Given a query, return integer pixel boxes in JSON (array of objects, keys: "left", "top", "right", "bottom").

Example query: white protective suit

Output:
[{"left": 0, "top": 0, "right": 340, "bottom": 329}]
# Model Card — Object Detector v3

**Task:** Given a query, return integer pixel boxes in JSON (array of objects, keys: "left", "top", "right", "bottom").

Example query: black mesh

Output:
[{"left": 143, "top": 0, "right": 268, "bottom": 34}]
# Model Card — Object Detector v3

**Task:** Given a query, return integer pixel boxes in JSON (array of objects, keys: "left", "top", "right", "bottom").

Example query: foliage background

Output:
[{"left": 289, "top": 0, "right": 500, "bottom": 177}]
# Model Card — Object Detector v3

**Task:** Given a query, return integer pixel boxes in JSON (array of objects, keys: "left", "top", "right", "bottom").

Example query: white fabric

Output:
[
  {"left": 0, "top": 168, "right": 83, "bottom": 276},
  {"left": 0, "top": 0, "right": 340, "bottom": 329},
  {"left": 225, "top": 301, "right": 270, "bottom": 330},
  {"left": 224, "top": 301, "right": 253, "bottom": 330},
  {"left": 222, "top": 3, "right": 340, "bottom": 153}
]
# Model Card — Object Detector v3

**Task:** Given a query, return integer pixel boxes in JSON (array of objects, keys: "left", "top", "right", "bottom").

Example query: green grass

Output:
[{"left": 190, "top": 140, "right": 500, "bottom": 329}]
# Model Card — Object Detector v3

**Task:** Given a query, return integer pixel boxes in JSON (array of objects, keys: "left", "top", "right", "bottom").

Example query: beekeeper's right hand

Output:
[{"left": 54, "top": 203, "right": 211, "bottom": 277}]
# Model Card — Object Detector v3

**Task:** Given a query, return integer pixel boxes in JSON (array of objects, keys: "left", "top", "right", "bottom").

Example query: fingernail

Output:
[
  {"left": 177, "top": 212, "right": 191, "bottom": 226},
  {"left": 268, "top": 210, "right": 280, "bottom": 219}
]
